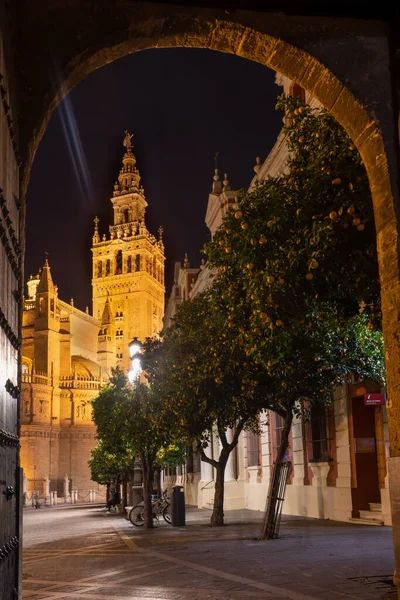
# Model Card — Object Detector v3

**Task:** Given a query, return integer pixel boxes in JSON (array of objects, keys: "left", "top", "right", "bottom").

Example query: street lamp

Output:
[
  {"left": 128, "top": 337, "right": 143, "bottom": 504},
  {"left": 128, "top": 337, "right": 142, "bottom": 385}
]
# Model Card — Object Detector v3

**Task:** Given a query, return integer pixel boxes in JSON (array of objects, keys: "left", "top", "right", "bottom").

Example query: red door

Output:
[{"left": 351, "top": 396, "right": 380, "bottom": 517}]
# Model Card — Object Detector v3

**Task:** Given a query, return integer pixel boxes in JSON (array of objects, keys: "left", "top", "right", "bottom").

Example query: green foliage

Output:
[
  {"left": 201, "top": 95, "right": 384, "bottom": 416},
  {"left": 121, "top": 381, "right": 187, "bottom": 467},
  {"left": 90, "top": 368, "right": 186, "bottom": 478},
  {"left": 89, "top": 440, "right": 132, "bottom": 485},
  {"left": 145, "top": 294, "right": 269, "bottom": 447},
  {"left": 206, "top": 95, "right": 380, "bottom": 341}
]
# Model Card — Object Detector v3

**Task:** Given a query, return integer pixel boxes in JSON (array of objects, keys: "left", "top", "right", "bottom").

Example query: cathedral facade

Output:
[{"left": 20, "top": 134, "right": 165, "bottom": 502}]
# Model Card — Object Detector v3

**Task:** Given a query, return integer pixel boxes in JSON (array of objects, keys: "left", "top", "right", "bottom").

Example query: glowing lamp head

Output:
[{"left": 129, "top": 337, "right": 142, "bottom": 359}]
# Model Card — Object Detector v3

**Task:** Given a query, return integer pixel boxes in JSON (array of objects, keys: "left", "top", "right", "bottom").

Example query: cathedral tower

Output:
[{"left": 92, "top": 132, "right": 165, "bottom": 374}]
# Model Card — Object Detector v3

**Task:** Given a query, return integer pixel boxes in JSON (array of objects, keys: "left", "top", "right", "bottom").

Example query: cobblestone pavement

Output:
[{"left": 22, "top": 505, "right": 396, "bottom": 600}]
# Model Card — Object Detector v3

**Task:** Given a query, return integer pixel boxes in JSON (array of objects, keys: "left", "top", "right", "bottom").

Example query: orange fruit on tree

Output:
[
  {"left": 305, "top": 272, "right": 314, "bottom": 280},
  {"left": 235, "top": 211, "right": 242, "bottom": 219}
]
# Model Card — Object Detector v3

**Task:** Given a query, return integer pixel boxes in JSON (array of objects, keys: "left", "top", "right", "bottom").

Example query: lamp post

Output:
[
  {"left": 128, "top": 337, "right": 143, "bottom": 505},
  {"left": 128, "top": 337, "right": 142, "bottom": 385}
]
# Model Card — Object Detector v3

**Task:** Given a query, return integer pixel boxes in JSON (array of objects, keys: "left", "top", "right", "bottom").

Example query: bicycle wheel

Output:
[
  {"left": 129, "top": 505, "right": 145, "bottom": 527},
  {"left": 162, "top": 504, "right": 171, "bottom": 524}
]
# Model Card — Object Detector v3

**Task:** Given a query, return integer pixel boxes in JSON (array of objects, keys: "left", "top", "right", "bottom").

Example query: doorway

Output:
[{"left": 350, "top": 395, "right": 381, "bottom": 517}]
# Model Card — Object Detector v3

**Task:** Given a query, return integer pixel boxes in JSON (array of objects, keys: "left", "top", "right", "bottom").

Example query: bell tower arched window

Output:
[{"left": 115, "top": 250, "right": 123, "bottom": 275}]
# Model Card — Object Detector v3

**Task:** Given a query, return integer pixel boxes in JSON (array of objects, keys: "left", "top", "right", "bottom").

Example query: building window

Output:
[
  {"left": 97, "top": 261, "right": 103, "bottom": 278},
  {"left": 105, "top": 260, "right": 110, "bottom": 276},
  {"left": 127, "top": 255, "right": 132, "bottom": 273},
  {"left": 22, "top": 363, "right": 29, "bottom": 382},
  {"left": 272, "top": 413, "right": 285, "bottom": 462},
  {"left": 115, "top": 250, "right": 122, "bottom": 275},
  {"left": 135, "top": 254, "right": 140, "bottom": 271},
  {"left": 306, "top": 403, "right": 332, "bottom": 462},
  {"left": 247, "top": 431, "right": 261, "bottom": 467}
]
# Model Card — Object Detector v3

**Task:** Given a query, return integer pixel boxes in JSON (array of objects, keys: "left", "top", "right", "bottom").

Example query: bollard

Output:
[
  {"left": 89, "top": 490, "right": 93, "bottom": 502},
  {"left": 171, "top": 485, "right": 186, "bottom": 527},
  {"left": 53, "top": 491, "right": 58, "bottom": 505},
  {"left": 63, "top": 474, "right": 70, "bottom": 502},
  {"left": 92, "top": 489, "right": 97, "bottom": 502}
]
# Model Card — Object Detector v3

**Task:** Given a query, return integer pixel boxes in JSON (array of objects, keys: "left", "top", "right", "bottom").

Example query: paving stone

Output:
[{"left": 22, "top": 505, "right": 396, "bottom": 600}]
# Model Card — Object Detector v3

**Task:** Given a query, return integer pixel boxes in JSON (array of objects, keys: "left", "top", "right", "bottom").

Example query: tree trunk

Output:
[
  {"left": 122, "top": 477, "right": 128, "bottom": 508},
  {"left": 154, "top": 469, "right": 161, "bottom": 496},
  {"left": 260, "top": 410, "right": 293, "bottom": 540},
  {"left": 106, "top": 482, "right": 111, "bottom": 510},
  {"left": 200, "top": 421, "right": 245, "bottom": 528},
  {"left": 142, "top": 456, "right": 154, "bottom": 528},
  {"left": 211, "top": 460, "right": 227, "bottom": 526}
]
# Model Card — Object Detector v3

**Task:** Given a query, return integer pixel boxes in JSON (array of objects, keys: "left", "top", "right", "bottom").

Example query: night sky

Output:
[{"left": 26, "top": 48, "right": 282, "bottom": 311}]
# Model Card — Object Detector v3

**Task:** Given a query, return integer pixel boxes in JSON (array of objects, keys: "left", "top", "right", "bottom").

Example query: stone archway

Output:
[
  {"left": 11, "top": 2, "right": 400, "bottom": 588},
  {"left": 18, "top": 4, "right": 400, "bottom": 454}
]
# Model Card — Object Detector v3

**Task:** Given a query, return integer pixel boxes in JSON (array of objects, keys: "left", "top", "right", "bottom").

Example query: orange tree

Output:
[
  {"left": 89, "top": 440, "right": 134, "bottom": 507},
  {"left": 143, "top": 290, "right": 384, "bottom": 530},
  {"left": 121, "top": 381, "right": 187, "bottom": 528},
  {"left": 202, "top": 95, "right": 385, "bottom": 535},
  {"left": 206, "top": 95, "right": 380, "bottom": 328},
  {"left": 91, "top": 369, "right": 133, "bottom": 505},
  {"left": 142, "top": 295, "right": 272, "bottom": 527},
  {"left": 92, "top": 369, "right": 186, "bottom": 528}
]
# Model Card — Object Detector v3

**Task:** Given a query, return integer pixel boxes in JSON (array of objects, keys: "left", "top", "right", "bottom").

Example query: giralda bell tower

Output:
[{"left": 91, "top": 132, "right": 165, "bottom": 374}]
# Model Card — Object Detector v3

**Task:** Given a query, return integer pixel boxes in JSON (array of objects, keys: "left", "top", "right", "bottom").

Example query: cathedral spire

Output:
[
  {"left": 212, "top": 151, "right": 222, "bottom": 194},
  {"left": 37, "top": 254, "right": 55, "bottom": 294},
  {"left": 113, "top": 131, "right": 141, "bottom": 197},
  {"left": 93, "top": 216, "right": 100, "bottom": 244},
  {"left": 223, "top": 173, "right": 231, "bottom": 192},
  {"left": 101, "top": 296, "right": 113, "bottom": 326},
  {"left": 212, "top": 168, "right": 223, "bottom": 194}
]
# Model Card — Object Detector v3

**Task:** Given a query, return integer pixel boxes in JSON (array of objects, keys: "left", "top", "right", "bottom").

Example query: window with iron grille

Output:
[
  {"left": 192, "top": 448, "right": 201, "bottom": 473},
  {"left": 306, "top": 402, "right": 333, "bottom": 461},
  {"left": 247, "top": 431, "right": 261, "bottom": 467},
  {"left": 273, "top": 413, "right": 286, "bottom": 461}
]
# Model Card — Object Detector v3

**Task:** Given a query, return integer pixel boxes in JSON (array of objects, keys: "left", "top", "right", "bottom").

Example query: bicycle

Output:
[{"left": 129, "top": 489, "right": 171, "bottom": 526}]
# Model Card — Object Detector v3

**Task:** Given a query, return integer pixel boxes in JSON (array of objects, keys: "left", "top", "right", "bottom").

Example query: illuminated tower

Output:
[{"left": 91, "top": 132, "right": 165, "bottom": 374}]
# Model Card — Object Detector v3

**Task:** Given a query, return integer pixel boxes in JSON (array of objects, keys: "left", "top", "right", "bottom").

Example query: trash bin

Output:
[{"left": 171, "top": 485, "right": 185, "bottom": 527}]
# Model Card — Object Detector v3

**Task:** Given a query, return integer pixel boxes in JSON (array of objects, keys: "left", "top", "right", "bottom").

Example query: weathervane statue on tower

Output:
[{"left": 123, "top": 130, "right": 134, "bottom": 150}]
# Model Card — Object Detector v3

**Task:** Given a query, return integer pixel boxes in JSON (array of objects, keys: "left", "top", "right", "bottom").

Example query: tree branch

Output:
[{"left": 197, "top": 442, "right": 218, "bottom": 469}]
